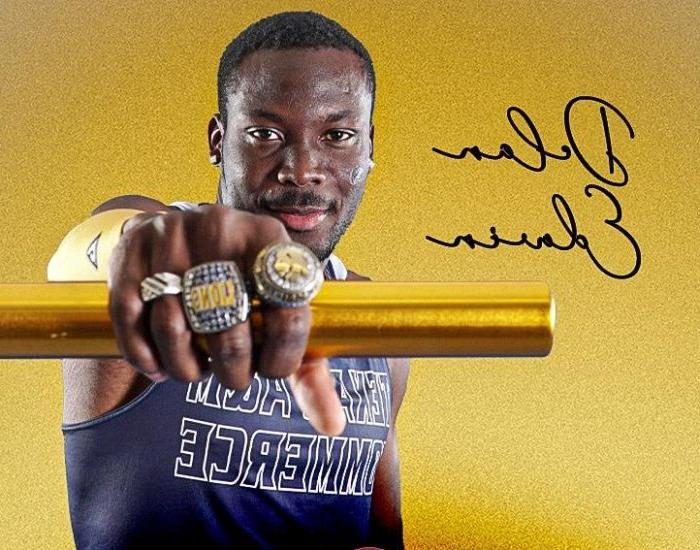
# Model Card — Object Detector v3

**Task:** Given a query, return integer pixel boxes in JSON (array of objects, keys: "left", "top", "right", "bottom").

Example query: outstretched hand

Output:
[{"left": 107, "top": 204, "right": 345, "bottom": 436}]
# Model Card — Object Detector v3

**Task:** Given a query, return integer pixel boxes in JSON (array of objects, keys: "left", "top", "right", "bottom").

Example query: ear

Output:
[{"left": 208, "top": 114, "right": 224, "bottom": 165}]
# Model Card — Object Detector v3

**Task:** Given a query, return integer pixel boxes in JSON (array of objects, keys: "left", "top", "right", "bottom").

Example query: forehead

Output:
[{"left": 226, "top": 48, "right": 372, "bottom": 121}]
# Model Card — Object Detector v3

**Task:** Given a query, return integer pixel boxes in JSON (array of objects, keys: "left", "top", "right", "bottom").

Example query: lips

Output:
[{"left": 265, "top": 207, "right": 329, "bottom": 231}]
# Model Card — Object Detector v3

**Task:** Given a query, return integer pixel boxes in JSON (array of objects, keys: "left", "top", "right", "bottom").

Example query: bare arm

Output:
[{"left": 62, "top": 358, "right": 152, "bottom": 424}]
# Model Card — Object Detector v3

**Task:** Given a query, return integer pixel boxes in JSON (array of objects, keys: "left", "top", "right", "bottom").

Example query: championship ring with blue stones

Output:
[
  {"left": 253, "top": 242, "right": 323, "bottom": 308},
  {"left": 181, "top": 261, "right": 249, "bottom": 334}
]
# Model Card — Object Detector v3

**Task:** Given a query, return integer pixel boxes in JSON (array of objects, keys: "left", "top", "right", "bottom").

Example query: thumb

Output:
[{"left": 289, "top": 357, "right": 346, "bottom": 437}]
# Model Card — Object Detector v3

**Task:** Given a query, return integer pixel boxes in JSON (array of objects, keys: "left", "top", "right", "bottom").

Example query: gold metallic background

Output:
[{"left": 1, "top": 1, "right": 698, "bottom": 548}]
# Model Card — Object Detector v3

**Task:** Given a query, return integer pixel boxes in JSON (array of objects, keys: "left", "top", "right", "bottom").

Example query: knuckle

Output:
[
  {"left": 267, "top": 310, "right": 309, "bottom": 345},
  {"left": 109, "top": 295, "right": 141, "bottom": 324},
  {"left": 194, "top": 203, "right": 225, "bottom": 217},
  {"left": 215, "top": 331, "right": 251, "bottom": 364},
  {"left": 153, "top": 215, "right": 192, "bottom": 270},
  {"left": 127, "top": 216, "right": 159, "bottom": 244},
  {"left": 196, "top": 206, "right": 233, "bottom": 243},
  {"left": 108, "top": 234, "right": 137, "bottom": 279},
  {"left": 258, "top": 311, "right": 310, "bottom": 378},
  {"left": 151, "top": 314, "right": 188, "bottom": 339},
  {"left": 271, "top": 325, "right": 307, "bottom": 350},
  {"left": 156, "top": 211, "right": 184, "bottom": 235},
  {"left": 121, "top": 212, "right": 157, "bottom": 236}
]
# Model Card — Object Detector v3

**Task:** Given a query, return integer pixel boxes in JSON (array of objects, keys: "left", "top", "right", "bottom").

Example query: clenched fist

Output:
[{"left": 107, "top": 204, "right": 345, "bottom": 435}]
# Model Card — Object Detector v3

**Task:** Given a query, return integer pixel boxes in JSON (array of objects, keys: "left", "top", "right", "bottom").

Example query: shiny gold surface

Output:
[
  {"left": 0, "top": 282, "right": 553, "bottom": 358},
  {"left": 307, "top": 281, "right": 553, "bottom": 358}
]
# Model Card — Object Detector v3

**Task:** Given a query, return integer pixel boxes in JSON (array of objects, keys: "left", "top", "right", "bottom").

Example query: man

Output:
[{"left": 55, "top": 11, "right": 409, "bottom": 549}]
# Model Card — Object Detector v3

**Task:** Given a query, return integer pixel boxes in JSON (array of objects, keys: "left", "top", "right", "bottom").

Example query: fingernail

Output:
[{"left": 150, "top": 372, "right": 168, "bottom": 383}]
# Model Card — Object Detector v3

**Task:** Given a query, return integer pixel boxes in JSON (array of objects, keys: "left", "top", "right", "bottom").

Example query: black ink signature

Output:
[
  {"left": 432, "top": 96, "right": 635, "bottom": 187},
  {"left": 428, "top": 95, "right": 641, "bottom": 279},
  {"left": 425, "top": 185, "right": 642, "bottom": 280}
]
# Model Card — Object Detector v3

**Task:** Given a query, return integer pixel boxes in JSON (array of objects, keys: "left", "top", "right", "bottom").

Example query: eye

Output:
[
  {"left": 323, "top": 129, "right": 356, "bottom": 143},
  {"left": 246, "top": 127, "right": 284, "bottom": 142}
]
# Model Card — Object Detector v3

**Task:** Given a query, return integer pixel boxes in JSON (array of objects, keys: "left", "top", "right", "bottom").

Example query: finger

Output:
[
  {"left": 121, "top": 211, "right": 163, "bottom": 235},
  {"left": 256, "top": 304, "right": 311, "bottom": 379},
  {"left": 241, "top": 214, "right": 309, "bottom": 379},
  {"left": 147, "top": 214, "right": 205, "bottom": 382},
  {"left": 183, "top": 207, "right": 257, "bottom": 390},
  {"left": 108, "top": 231, "right": 165, "bottom": 381},
  {"left": 205, "top": 322, "right": 254, "bottom": 390},
  {"left": 149, "top": 295, "right": 202, "bottom": 382},
  {"left": 289, "top": 357, "right": 346, "bottom": 436}
]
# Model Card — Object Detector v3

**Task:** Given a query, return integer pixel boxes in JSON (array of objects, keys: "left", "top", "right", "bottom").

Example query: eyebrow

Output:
[
  {"left": 249, "top": 109, "right": 285, "bottom": 124},
  {"left": 323, "top": 110, "right": 352, "bottom": 123},
  {"left": 248, "top": 109, "right": 353, "bottom": 124}
]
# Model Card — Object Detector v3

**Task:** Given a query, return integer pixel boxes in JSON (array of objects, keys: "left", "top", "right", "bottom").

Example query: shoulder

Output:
[{"left": 91, "top": 194, "right": 170, "bottom": 215}]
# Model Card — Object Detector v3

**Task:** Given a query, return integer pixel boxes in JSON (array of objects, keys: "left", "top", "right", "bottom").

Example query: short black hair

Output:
[{"left": 217, "top": 11, "right": 375, "bottom": 125}]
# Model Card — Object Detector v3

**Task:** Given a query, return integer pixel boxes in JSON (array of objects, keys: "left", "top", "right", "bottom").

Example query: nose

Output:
[{"left": 277, "top": 143, "right": 327, "bottom": 187}]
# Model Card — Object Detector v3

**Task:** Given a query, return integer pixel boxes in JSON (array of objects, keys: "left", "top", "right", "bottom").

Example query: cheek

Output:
[
  {"left": 223, "top": 142, "right": 270, "bottom": 192},
  {"left": 337, "top": 165, "right": 368, "bottom": 215},
  {"left": 222, "top": 139, "right": 245, "bottom": 180},
  {"left": 223, "top": 157, "right": 244, "bottom": 185}
]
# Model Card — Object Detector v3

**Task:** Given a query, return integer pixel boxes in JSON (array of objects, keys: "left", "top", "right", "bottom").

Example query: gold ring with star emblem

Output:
[{"left": 252, "top": 242, "right": 323, "bottom": 307}]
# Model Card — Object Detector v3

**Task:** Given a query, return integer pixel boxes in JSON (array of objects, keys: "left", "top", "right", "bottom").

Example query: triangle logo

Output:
[{"left": 86, "top": 233, "right": 101, "bottom": 269}]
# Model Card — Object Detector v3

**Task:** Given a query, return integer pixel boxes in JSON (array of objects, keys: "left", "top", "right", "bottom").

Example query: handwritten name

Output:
[{"left": 426, "top": 96, "right": 642, "bottom": 279}]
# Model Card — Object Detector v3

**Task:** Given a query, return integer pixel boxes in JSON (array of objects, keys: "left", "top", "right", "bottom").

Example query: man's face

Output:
[{"left": 213, "top": 47, "right": 374, "bottom": 261}]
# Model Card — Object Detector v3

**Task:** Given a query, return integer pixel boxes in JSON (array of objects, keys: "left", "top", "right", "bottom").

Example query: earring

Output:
[
  {"left": 368, "top": 159, "right": 376, "bottom": 169},
  {"left": 209, "top": 154, "right": 220, "bottom": 167}
]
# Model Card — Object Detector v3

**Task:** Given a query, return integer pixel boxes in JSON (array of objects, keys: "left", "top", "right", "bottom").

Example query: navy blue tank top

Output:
[{"left": 63, "top": 255, "right": 391, "bottom": 549}]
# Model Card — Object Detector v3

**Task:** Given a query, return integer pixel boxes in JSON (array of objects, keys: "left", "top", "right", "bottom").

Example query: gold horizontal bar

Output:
[{"left": 0, "top": 282, "right": 554, "bottom": 358}]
